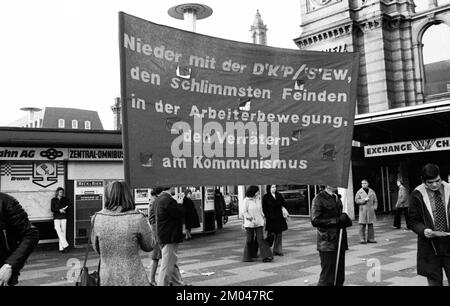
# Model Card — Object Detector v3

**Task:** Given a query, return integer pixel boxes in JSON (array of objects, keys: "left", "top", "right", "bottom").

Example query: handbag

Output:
[
  {"left": 75, "top": 215, "right": 100, "bottom": 286},
  {"left": 223, "top": 215, "right": 228, "bottom": 224}
]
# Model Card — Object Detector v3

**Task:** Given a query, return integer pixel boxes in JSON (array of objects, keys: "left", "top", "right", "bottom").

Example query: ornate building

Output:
[
  {"left": 294, "top": 0, "right": 450, "bottom": 214},
  {"left": 250, "top": 9, "right": 268, "bottom": 45}
]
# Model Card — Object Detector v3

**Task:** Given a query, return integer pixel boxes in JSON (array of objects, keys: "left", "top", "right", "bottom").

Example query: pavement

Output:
[{"left": 17, "top": 214, "right": 448, "bottom": 286}]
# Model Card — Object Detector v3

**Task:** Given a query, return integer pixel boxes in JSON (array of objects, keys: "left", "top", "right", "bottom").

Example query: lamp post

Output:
[
  {"left": 168, "top": 3, "right": 216, "bottom": 233},
  {"left": 168, "top": 3, "right": 213, "bottom": 32}
]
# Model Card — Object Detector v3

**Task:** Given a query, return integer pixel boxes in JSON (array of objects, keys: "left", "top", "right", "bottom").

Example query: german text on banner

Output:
[{"left": 119, "top": 12, "right": 359, "bottom": 188}]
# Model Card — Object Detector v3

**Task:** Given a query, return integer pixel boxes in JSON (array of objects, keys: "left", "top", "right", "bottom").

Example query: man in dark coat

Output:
[
  {"left": 311, "top": 186, "right": 352, "bottom": 286},
  {"left": 262, "top": 185, "right": 288, "bottom": 256},
  {"left": 214, "top": 189, "right": 226, "bottom": 229},
  {"left": 408, "top": 163, "right": 450, "bottom": 286},
  {"left": 155, "top": 186, "right": 187, "bottom": 286},
  {"left": 0, "top": 192, "right": 39, "bottom": 286}
]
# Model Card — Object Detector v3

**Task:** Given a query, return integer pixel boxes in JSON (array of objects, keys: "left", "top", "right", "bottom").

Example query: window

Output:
[
  {"left": 72, "top": 120, "right": 78, "bottom": 129},
  {"left": 58, "top": 119, "right": 65, "bottom": 128},
  {"left": 35, "top": 120, "right": 38, "bottom": 128},
  {"left": 422, "top": 24, "right": 450, "bottom": 96},
  {"left": 84, "top": 120, "right": 91, "bottom": 130}
]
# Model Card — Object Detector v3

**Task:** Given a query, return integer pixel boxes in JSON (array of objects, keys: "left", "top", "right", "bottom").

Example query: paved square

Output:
[{"left": 17, "top": 215, "right": 445, "bottom": 286}]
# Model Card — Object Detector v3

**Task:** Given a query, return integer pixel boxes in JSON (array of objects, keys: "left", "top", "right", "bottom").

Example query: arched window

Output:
[
  {"left": 58, "top": 119, "right": 65, "bottom": 128},
  {"left": 84, "top": 121, "right": 91, "bottom": 130},
  {"left": 72, "top": 120, "right": 78, "bottom": 129},
  {"left": 422, "top": 23, "right": 450, "bottom": 96}
]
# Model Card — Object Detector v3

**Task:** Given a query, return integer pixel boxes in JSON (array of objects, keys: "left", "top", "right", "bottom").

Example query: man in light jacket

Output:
[
  {"left": 408, "top": 163, "right": 450, "bottom": 286},
  {"left": 355, "top": 179, "right": 378, "bottom": 244},
  {"left": 393, "top": 179, "right": 409, "bottom": 229}
]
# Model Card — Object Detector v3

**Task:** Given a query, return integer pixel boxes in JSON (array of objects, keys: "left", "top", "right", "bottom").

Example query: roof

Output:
[
  {"left": 42, "top": 107, "right": 103, "bottom": 129},
  {"left": 0, "top": 127, "right": 121, "bottom": 148}
]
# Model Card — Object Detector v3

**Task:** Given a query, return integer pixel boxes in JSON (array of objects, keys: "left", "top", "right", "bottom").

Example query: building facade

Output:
[
  {"left": 294, "top": 0, "right": 450, "bottom": 214},
  {"left": 7, "top": 107, "right": 103, "bottom": 130}
]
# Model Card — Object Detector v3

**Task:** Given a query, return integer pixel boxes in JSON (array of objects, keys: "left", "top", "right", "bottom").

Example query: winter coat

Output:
[
  {"left": 311, "top": 191, "right": 352, "bottom": 252},
  {"left": 91, "top": 208, "right": 154, "bottom": 286},
  {"left": 183, "top": 197, "right": 200, "bottom": 230},
  {"left": 214, "top": 193, "right": 226, "bottom": 216},
  {"left": 155, "top": 192, "right": 184, "bottom": 245},
  {"left": 0, "top": 193, "right": 39, "bottom": 286},
  {"left": 241, "top": 197, "right": 265, "bottom": 228},
  {"left": 355, "top": 188, "right": 378, "bottom": 224},
  {"left": 395, "top": 185, "right": 409, "bottom": 208},
  {"left": 408, "top": 182, "right": 450, "bottom": 280},
  {"left": 262, "top": 192, "right": 288, "bottom": 233}
]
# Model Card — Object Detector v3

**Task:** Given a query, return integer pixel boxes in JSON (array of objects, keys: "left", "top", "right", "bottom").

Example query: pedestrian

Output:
[
  {"left": 241, "top": 185, "right": 273, "bottom": 263},
  {"left": 155, "top": 186, "right": 189, "bottom": 286},
  {"left": 91, "top": 181, "right": 154, "bottom": 286},
  {"left": 262, "top": 185, "right": 288, "bottom": 256},
  {"left": 355, "top": 179, "right": 378, "bottom": 244},
  {"left": 393, "top": 179, "right": 409, "bottom": 229},
  {"left": 183, "top": 189, "right": 200, "bottom": 240},
  {"left": 0, "top": 193, "right": 39, "bottom": 286},
  {"left": 311, "top": 186, "right": 352, "bottom": 286},
  {"left": 148, "top": 188, "right": 162, "bottom": 286},
  {"left": 214, "top": 189, "right": 226, "bottom": 229},
  {"left": 51, "top": 187, "right": 70, "bottom": 252},
  {"left": 408, "top": 163, "right": 450, "bottom": 286}
]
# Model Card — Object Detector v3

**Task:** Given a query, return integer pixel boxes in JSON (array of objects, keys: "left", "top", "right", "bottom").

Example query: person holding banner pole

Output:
[
  {"left": 155, "top": 186, "right": 189, "bottom": 286},
  {"left": 311, "top": 186, "right": 352, "bottom": 286}
]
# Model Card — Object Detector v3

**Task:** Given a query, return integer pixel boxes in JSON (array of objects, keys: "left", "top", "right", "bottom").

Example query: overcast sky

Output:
[{"left": 0, "top": 0, "right": 449, "bottom": 130}]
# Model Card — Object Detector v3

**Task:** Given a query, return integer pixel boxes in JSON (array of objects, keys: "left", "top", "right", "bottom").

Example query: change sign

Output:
[{"left": 119, "top": 12, "right": 359, "bottom": 188}]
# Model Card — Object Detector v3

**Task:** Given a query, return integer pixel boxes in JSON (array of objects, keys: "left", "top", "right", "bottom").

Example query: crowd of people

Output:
[{"left": 1, "top": 163, "right": 449, "bottom": 286}]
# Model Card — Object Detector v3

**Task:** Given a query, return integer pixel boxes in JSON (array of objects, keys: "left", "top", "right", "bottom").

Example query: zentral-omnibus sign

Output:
[{"left": 364, "top": 137, "right": 450, "bottom": 157}]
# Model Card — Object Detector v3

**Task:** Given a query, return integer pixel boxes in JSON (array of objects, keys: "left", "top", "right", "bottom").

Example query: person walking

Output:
[
  {"left": 51, "top": 187, "right": 70, "bottom": 252},
  {"left": 241, "top": 185, "right": 273, "bottom": 263},
  {"left": 311, "top": 186, "right": 352, "bottom": 286},
  {"left": 148, "top": 188, "right": 162, "bottom": 286},
  {"left": 182, "top": 190, "right": 200, "bottom": 240},
  {"left": 214, "top": 189, "right": 226, "bottom": 229},
  {"left": 408, "top": 163, "right": 450, "bottom": 286},
  {"left": 262, "top": 185, "right": 288, "bottom": 256},
  {"left": 91, "top": 181, "right": 154, "bottom": 286},
  {"left": 155, "top": 186, "right": 188, "bottom": 286},
  {"left": 393, "top": 179, "right": 409, "bottom": 229},
  {"left": 0, "top": 193, "right": 39, "bottom": 286},
  {"left": 355, "top": 179, "right": 378, "bottom": 244}
]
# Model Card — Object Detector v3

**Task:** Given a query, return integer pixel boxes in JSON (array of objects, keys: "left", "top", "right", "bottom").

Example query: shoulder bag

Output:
[{"left": 75, "top": 214, "right": 100, "bottom": 286}]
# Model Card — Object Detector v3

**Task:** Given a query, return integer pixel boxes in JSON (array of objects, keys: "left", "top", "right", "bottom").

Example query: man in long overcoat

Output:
[
  {"left": 408, "top": 163, "right": 450, "bottom": 286},
  {"left": 355, "top": 179, "right": 378, "bottom": 244}
]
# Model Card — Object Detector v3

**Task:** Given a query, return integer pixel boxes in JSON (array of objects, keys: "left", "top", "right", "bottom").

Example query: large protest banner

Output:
[{"left": 119, "top": 12, "right": 359, "bottom": 188}]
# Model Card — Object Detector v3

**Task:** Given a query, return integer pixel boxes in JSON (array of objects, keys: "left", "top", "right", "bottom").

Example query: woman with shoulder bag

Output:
[{"left": 91, "top": 181, "right": 154, "bottom": 286}]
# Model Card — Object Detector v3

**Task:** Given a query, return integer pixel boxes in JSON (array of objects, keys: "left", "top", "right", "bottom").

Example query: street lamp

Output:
[
  {"left": 168, "top": 3, "right": 216, "bottom": 233},
  {"left": 168, "top": 3, "right": 213, "bottom": 32}
]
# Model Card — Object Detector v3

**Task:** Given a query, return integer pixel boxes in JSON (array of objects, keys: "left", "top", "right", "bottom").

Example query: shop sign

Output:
[
  {"left": 0, "top": 162, "right": 65, "bottom": 221},
  {"left": 364, "top": 137, "right": 450, "bottom": 157},
  {"left": 69, "top": 149, "right": 123, "bottom": 161},
  {"left": 0, "top": 162, "right": 65, "bottom": 189},
  {"left": 0, "top": 147, "right": 67, "bottom": 161}
]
